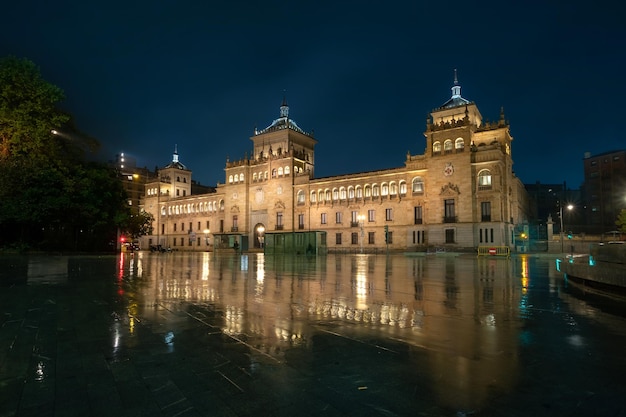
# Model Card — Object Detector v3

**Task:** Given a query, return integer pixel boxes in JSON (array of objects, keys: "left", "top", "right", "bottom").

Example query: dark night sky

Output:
[{"left": 3, "top": 0, "right": 625, "bottom": 189}]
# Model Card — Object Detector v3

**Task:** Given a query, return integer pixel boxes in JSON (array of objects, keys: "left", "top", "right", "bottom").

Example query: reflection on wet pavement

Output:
[{"left": 1, "top": 252, "right": 625, "bottom": 416}]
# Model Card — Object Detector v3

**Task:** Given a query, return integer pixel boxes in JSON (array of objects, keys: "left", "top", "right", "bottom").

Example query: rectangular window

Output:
[
  {"left": 197, "top": 222, "right": 201, "bottom": 231},
  {"left": 335, "top": 233, "right": 342, "bottom": 245},
  {"left": 444, "top": 199, "right": 455, "bottom": 222},
  {"left": 174, "top": 223, "right": 177, "bottom": 232},
  {"left": 481, "top": 202, "right": 491, "bottom": 222},
  {"left": 413, "top": 230, "right": 425, "bottom": 244},
  {"left": 181, "top": 223, "right": 185, "bottom": 231},
  {"left": 206, "top": 220, "right": 210, "bottom": 229},
  {"left": 445, "top": 229, "right": 455, "bottom": 243},
  {"left": 351, "top": 232, "right": 358, "bottom": 244},
  {"left": 351, "top": 211, "right": 358, "bottom": 223},
  {"left": 368, "top": 232, "right": 375, "bottom": 244},
  {"left": 276, "top": 212, "right": 283, "bottom": 229},
  {"left": 414, "top": 206, "right": 423, "bottom": 224},
  {"left": 189, "top": 222, "right": 192, "bottom": 231},
  {"left": 387, "top": 231, "right": 393, "bottom": 244},
  {"left": 161, "top": 224, "right": 165, "bottom": 235},
  {"left": 385, "top": 208, "right": 393, "bottom": 221},
  {"left": 321, "top": 213, "right": 327, "bottom": 224},
  {"left": 480, "top": 228, "right": 483, "bottom": 243},
  {"left": 219, "top": 219, "right": 224, "bottom": 233},
  {"left": 321, "top": 233, "right": 327, "bottom": 245},
  {"left": 368, "top": 209, "right": 375, "bottom": 222},
  {"left": 298, "top": 214, "right": 305, "bottom": 229},
  {"left": 490, "top": 228, "right": 494, "bottom": 242},
  {"left": 336, "top": 212, "right": 342, "bottom": 224}
]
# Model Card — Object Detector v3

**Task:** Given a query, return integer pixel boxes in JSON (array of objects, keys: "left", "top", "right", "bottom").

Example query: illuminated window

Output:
[
  {"left": 372, "top": 185, "right": 380, "bottom": 197},
  {"left": 412, "top": 177, "right": 424, "bottom": 194},
  {"left": 433, "top": 141, "right": 441, "bottom": 153},
  {"left": 310, "top": 191, "right": 316, "bottom": 203},
  {"left": 444, "top": 140, "right": 453, "bottom": 153},
  {"left": 285, "top": 166, "right": 290, "bottom": 175},
  {"left": 297, "top": 190, "right": 305, "bottom": 205},
  {"left": 455, "top": 138, "right": 464, "bottom": 150},
  {"left": 340, "top": 187, "right": 346, "bottom": 200},
  {"left": 478, "top": 170, "right": 492, "bottom": 190},
  {"left": 381, "top": 183, "right": 388, "bottom": 196}
]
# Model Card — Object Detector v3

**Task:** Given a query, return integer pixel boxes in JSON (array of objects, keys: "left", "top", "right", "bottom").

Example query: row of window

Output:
[
  {"left": 433, "top": 138, "right": 465, "bottom": 153},
  {"left": 229, "top": 166, "right": 307, "bottom": 184},
  {"left": 297, "top": 171, "right": 493, "bottom": 204},
  {"left": 268, "top": 201, "right": 492, "bottom": 231}
]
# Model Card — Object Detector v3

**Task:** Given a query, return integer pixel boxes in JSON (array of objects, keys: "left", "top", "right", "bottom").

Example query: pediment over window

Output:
[
  {"left": 440, "top": 182, "right": 460, "bottom": 196},
  {"left": 230, "top": 205, "right": 240, "bottom": 213},
  {"left": 274, "top": 200, "right": 286, "bottom": 209}
]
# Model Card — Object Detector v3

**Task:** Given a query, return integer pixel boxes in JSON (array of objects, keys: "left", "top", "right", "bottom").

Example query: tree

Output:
[
  {"left": 122, "top": 211, "right": 155, "bottom": 241},
  {"left": 616, "top": 209, "right": 626, "bottom": 234},
  {"left": 0, "top": 56, "right": 69, "bottom": 160},
  {"left": 0, "top": 56, "right": 129, "bottom": 251}
]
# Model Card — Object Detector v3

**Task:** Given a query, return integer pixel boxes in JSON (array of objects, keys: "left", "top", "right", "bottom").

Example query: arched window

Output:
[
  {"left": 372, "top": 184, "right": 380, "bottom": 197},
  {"left": 332, "top": 188, "right": 339, "bottom": 200},
  {"left": 253, "top": 173, "right": 258, "bottom": 182},
  {"left": 381, "top": 183, "right": 389, "bottom": 196},
  {"left": 356, "top": 186, "right": 363, "bottom": 199},
  {"left": 364, "top": 185, "right": 371, "bottom": 198},
  {"left": 399, "top": 181, "right": 407, "bottom": 195},
  {"left": 228, "top": 175, "right": 234, "bottom": 183},
  {"left": 433, "top": 141, "right": 441, "bottom": 153},
  {"left": 219, "top": 200, "right": 225, "bottom": 211},
  {"left": 455, "top": 138, "right": 465, "bottom": 150},
  {"left": 339, "top": 187, "right": 346, "bottom": 200},
  {"left": 325, "top": 189, "right": 331, "bottom": 201},
  {"left": 478, "top": 169, "right": 492, "bottom": 190},
  {"left": 278, "top": 167, "right": 283, "bottom": 176},
  {"left": 285, "top": 166, "right": 290, "bottom": 176},
  {"left": 297, "top": 190, "right": 305, "bottom": 204},
  {"left": 412, "top": 177, "right": 424, "bottom": 194},
  {"left": 310, "top": 190, "right": 317, "bottom": 203},
  {"left": 271, "top": 169, "right": 277, "bottom": 178},
  {"left": 390, "top": 182, "right": 397, "bottom": 195},
  {"left": 348, "top": 186, "right": 355, "bottom": 199},
  {"left": 318, "top": 190, "right": 324, "bottom": 202},
  {"left": 239, "top": 173, "right": 244, "bottom": 182},
  {"left": 161, "top": 206, "right": 166, "bottom": 216},
  {"left": 444, "top": 140, "right": 453, "bottom": 153}
]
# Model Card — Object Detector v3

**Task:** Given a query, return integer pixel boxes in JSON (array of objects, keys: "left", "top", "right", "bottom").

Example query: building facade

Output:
[
  {"left": 582, "top": 150, "right": 626, "bottom": 234},
  {"left": 140, "top": 78, "right": 530, "bottom": 253}
]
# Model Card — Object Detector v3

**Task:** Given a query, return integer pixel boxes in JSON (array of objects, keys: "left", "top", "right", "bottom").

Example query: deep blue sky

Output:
[{"left": 3, "top": 1, "right": 625, "bottom": 188}]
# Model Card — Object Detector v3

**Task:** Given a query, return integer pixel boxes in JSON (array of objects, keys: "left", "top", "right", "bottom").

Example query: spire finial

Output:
[
  {"left": 451, "top": 69, "right": 461, "bottom": 98},
  {"left": 173, "top": 144, "right": 179, "bottom": 163},
  {"left": 280, "top": 91, "right": 289, "bottom": 118}
]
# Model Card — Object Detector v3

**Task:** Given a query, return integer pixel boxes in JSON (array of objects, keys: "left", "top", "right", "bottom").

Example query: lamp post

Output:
[
  {"left": 257, "top": 225, "right": 265, "bottom": 249},
  {"left": 559, "top": 204, "right": 574, "bottom": 253},
  {"left": 357, "top": 214, "right": 365, "bottom": 253}
]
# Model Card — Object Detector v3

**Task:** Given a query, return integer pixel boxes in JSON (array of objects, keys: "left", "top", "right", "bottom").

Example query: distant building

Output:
[
  {"left": 140, "top": 75, "right": 530, "bottom": 253},
  {"left": 524, "top": 181, "right": 581, "bottom": 233},
  {"left": 113, "top": 152, "right": 155, "bottom": 214},
  {"left": 582, "top": 150, "right": 626, "bottom": 234}
]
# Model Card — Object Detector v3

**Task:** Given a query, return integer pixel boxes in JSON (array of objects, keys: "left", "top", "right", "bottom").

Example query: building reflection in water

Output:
[{"left": 117, "top": 252, "right": 527, "bottom": 411}]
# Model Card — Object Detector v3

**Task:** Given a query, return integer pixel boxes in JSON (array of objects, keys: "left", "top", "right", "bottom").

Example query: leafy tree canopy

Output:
[
  {"left": 0, "top": 56, "right": 69, "bottom": 161},
  {"left": 616, "top": 209, "right": 626, "bottom": 234},
  {"left": 0, "top": 56, "right": 130, "bottom": 251}
]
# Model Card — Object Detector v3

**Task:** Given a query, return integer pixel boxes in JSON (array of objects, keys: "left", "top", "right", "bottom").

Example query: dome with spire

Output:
[
  {"left": 254, "top": 97, "right": 309, "bottom": 136},
  {"left": 164, "top": 144, "right": 187, "bottom": 170},
  {"left": 439, "top": 69, "right": 471, "bottom": 110}
]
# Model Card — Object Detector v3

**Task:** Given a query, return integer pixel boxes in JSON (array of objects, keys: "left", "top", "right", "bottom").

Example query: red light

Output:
[{"left": 120, "top": 236, "right": 126, "bottom": 242}]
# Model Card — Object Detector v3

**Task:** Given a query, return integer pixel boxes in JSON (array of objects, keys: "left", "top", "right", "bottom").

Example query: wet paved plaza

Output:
[{"left": 1, "top": 252, "right": 626, "bottom": 417}]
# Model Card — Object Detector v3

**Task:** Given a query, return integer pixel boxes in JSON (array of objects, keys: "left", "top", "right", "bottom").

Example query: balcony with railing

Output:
[
  {"left": 443, "top": 216, "right": 457, "bottom": 223},
  {"left": 275, "top": 225, "right": 284, "bottom": 230}
]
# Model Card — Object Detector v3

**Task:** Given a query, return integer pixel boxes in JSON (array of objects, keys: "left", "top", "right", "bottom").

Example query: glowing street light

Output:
[
  {"left": 257, "top": 225, "right": 265, "bottom": 249},
  {"left": 560, "top": 203, "right": 574, "bottom": 253},
  {"left": 357, "top": 214, "right": 365, "bottom": 253},
  {"left": 204, "top": 229, "right": 210, "bottom": 246}
]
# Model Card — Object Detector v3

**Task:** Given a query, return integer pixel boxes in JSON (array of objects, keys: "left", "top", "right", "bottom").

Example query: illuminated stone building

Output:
[{"left": 140, "top": 76, "right": 530, "bottom": 252}]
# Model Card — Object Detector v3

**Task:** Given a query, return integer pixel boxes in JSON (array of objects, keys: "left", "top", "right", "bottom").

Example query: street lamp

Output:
[
  {"left": 357, "top": 214, "right": 365, "bottom": 253},
  {"left": 560, "top": 204, "right": 574, "bottom": 253},
  {"left": 257, "top": 225, "right": 265, "bottom": 249},
  {"left": 204, "top": 229, "right": 210, "bottom": 247}
]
